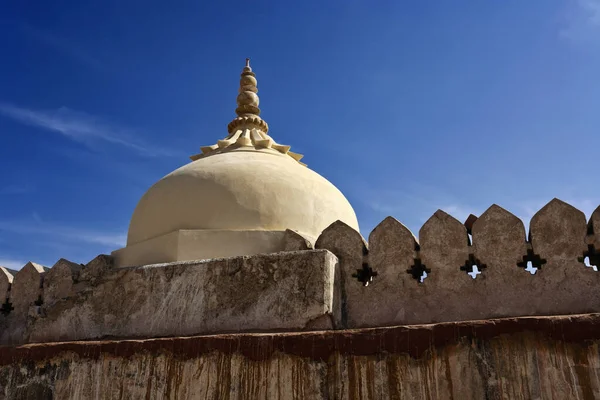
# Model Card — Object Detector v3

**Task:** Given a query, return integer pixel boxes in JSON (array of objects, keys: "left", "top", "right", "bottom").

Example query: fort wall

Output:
[
  {"left": 316, "top": 198, "right": 600, "bottom": 328},
  {"left": 0, "top": 250, "right": 339, "bottom": 345},
  {"left": 1, "top": 198, "right": 599, "bottom": 344}
]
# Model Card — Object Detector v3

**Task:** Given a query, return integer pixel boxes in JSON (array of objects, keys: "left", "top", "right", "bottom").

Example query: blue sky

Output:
[{"left": 1, "top": 0, "right": 599, "bottom": 269}]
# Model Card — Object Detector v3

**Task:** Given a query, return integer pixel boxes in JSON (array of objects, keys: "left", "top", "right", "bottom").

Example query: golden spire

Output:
[
  {"left": 235, "top": 58, "right": 260, "bottom": 117},
  {"left": 190, "top": 59, "right": 304, "bottom": 165},
  {"left": 226, "top": 58, "right": 269, "bottom": 135}
]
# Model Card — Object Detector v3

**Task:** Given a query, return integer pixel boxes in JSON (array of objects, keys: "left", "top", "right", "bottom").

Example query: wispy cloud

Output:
[
  {"left": 576, "top": 0, "right": 600, "bottom": 25},
  {"left": 0, "top": 219, "right": 126, "bottom": 248},
  {"left": 0, "top": 103, "right": 175, "bottom": 157},
  {"left": 560, "top": 0, "right": 600, "bottom": 43}
]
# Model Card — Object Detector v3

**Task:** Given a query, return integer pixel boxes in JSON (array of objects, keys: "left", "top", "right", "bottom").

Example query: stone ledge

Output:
[{"left": 2, "top": 312, "right": 599, "bottom": 364}]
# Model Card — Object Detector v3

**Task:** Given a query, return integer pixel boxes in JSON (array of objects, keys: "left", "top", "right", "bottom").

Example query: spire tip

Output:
[{"left": 236, "top": 57, "right": 260, "bottom": 117}]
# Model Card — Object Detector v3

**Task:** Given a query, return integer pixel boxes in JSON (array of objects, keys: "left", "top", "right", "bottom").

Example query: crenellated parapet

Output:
[
  {"left": 1, "top": 198, "right": 600, "bottom": 344},
  {"left": 316, "top": 198, "right": 600, "bottom": 328}
]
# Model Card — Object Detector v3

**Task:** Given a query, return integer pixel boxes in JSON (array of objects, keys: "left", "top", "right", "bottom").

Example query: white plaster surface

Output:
[{"left": 125, "top": 151, "right": 358, "bottom": 252}]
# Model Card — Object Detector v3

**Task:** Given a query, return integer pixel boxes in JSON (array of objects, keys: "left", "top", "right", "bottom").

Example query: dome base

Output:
[{"left": 112, "top": 229, "right": 315, "bottom": 267}]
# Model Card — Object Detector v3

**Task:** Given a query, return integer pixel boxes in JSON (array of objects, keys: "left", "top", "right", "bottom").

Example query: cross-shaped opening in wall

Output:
[
  {"left": 460, "top": 254, "right": 487, "bottom": 279},
  {"left": 352, "top": 263, "right": 378, "bottom": 286},
  {"left": 517, "top": 248, "right": 546, "bottom": 274},
  {"left": 526, "top": 261, "right": 535, "bottom": 274},
  {"left": 579, "top": 245, "right": 599, "bottom": 272},
  {"left": 407, "top": 258, "right": 430, "bottom": 283}
]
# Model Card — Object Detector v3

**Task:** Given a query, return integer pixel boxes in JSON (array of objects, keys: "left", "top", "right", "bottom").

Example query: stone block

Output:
[
  {"left": 529, "top": 198, "right": 599, "bottom": 316},
  {"left": 530, "top": 198, "right": 587, "bottom": 266},
  {"left": 472, "top": 204, "right": 531, "bottom": 318},
  {"left": 472, "top": 205, "right": 528, "bottom": 270},
  {"left": 419, "top": 210, "right": 470, "bottom": 288},
  {"left": 419, "top": 210, "right": 471, "bottom": 322},
  {"left": 9, "top": 262, "right": 47, "bottom": 317},
  {"left": 315, "top": 220, "right": 367, "bottom": 328},
  {"left": 27, "top": 249, "right": 340, "bottom": 343},
  {"left": 43, "top": 259, "right": 82, "bottom": 307},
  {"left": 358, "top": 216, "right": 421, "bottom": 326}
]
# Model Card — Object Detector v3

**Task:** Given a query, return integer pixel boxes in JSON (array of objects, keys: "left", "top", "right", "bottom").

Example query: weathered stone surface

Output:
[
  {"left": 0, "top": 267, "right": 13, "bottom": 302},
  {"left": 1, "top": 313, "right": 600, "bottom": 399},
  {"left": 471, "top": 205, "right": 532, "bottom": 318},
  {"left": 315, "top": 220, "right": 367, "bottom": 328},
  {"left": 9, "top": 262, "right": 46, "bottom": 317},
  {"left": 282, "top": 229, "right": 312, "bottom": 251},
  {"left": 420, "top": 210, "right": 470, "bottom": 286},
  {"left": 529, "top": 199, "right": 599, "bottom": 316},
  {"left": 530, "top": 198, "right": 587, "bottom": 266},
  {"left": 7, "top": 201, "right": 600, "bottom": 344},
  {"left": 590, "top": 205, "right": 600, "bottom": 248},
  {"left": 23, "top": 250, "right": 340, "bottom": 344},
  {"left": 418, "top": 210, "right": 471, "bottom": 322},
  {"left": 473, "top": 205, "right": 528, "bottom": 270},
  {"left": 79, "top": 254, "right": 113, "bottom": 284},
  {"left": 43, "top": 259, "right": 82, "bottom": 308},
  {"left": 357, "top": 216, "right": 421, "bottom": 327}
]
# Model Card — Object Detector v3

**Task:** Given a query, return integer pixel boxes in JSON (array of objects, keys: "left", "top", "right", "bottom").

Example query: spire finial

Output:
[
  {"left": 190, "top": 59, "right": 305, "bottom": 165},
  {"left": 236, "top": 59, "right": 260, "bottom": 117}
]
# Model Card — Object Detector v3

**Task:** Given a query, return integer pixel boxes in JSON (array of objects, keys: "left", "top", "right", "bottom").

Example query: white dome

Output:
[
  {"left": 127, "top": 149, "right": 359, "bottom": 246},
  {"left": 113, "top": 59, "right": 360, "bottom": 266}
]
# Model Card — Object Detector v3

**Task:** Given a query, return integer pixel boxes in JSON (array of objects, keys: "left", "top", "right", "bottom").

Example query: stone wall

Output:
[
  {"left": 316, "top": 198, "right": 600, "bottom": 328},
  {"left": 1, "top": 198, "right": 599, "bottom": 344},
  {"left": 0, "top": 250, "right": 339, "bottom": 345},
  {"left": 1, "top": 313, "right": 600, "bottom": 399}
]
